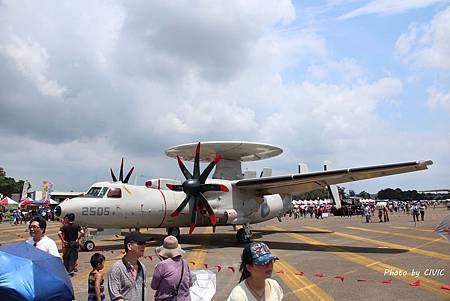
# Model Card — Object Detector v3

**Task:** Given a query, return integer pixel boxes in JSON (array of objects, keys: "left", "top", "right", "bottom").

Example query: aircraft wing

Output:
[{"left": 235, "top": 160, "right": 433, "bottom": 195}]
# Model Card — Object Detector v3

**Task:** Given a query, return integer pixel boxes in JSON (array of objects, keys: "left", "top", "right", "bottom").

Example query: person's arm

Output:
[
  {"left": 76, "top": 226, "right": 84, "bottom": 243},
  {"left": 150, "top": 264, "right": 162, "bottom": 290},
  {"left": 58, "top": 228, "right": 67, "bottom": 245},
  {"left": 94, "top": 273, "right": 103, "bottom": 301},
  {"left": 108, "top": 266, "right": 124, "bottom": 301},
  {"left": 187, "top": 264, "right": 193, "bottom": 287}
]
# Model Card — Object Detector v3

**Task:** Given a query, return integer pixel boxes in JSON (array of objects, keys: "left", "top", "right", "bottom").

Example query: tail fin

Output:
[
  {"left": 324, "top": 161, "right": 342, "bottom": 209},
  {"left": 259, "top": 168, "right": 272, "bottom": 178},
  {"left": 298, "top": 163, "right": 309, "bottom": 174}
]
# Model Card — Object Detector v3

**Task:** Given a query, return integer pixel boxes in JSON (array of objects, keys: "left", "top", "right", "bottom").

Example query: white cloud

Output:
[
  {"left": 0, "top": 1, "right": 444, "bottom": 193},
  {"left": 0, "top": 36, "right": 66, "bottom": 97},
  {"left": 307, "top": 58, "right": 365, "bottom": 82},
  {"left": 395, "top": 6, "right": 450, "bottom": 69},
  {"left": 395, "top": 24, "right": 418, "bottom": 56},
  {"left": 428, "top": 88, "right": 450, "bottom": 112},
  {"left": 338, "top": 0, "right": 447, "bottom": 20},
  {"left": 156, "top": 101, "right": 258, "bottom": 135},
  {"left": 257, "top": 77, "right": 403, "bottom": 149}
]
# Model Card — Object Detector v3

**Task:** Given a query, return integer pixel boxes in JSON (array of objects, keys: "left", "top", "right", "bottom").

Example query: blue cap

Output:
[{"left": 245, "top": 242, "right": 279, "bottom": 266}]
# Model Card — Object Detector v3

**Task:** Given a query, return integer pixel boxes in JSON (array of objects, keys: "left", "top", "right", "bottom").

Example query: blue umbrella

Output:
[{"left": 0, "top": 242, "right": 74, "bottom": 301}]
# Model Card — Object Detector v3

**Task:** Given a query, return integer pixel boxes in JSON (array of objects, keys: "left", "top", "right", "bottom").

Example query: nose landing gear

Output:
[{"left": 80, "top": 227, "right": 96, "bottom": 251}]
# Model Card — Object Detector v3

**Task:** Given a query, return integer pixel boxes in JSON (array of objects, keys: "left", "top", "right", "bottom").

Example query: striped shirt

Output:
[
  {"left": 108, "top": 257, "right": 147, "bottom": 301},
  {"left": 88, "top": 271, "right": 105, "bottom": 301}
]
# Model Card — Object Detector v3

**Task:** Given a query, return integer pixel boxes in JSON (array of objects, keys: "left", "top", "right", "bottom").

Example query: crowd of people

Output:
[
  {"left": 22, "top": 214, "right": 175, "bottom": 300},
  {"left": 15, "top": 211, "right": 284, "bottom": 301},
  {"left": 5, "top": 199, "right": 444, "bottom": 300},
  {"left": 0, "top": 206, "right": 55, "bottom": 224},
  {"left": 287, "top": 199, "right": 436, "bottom": 224}
]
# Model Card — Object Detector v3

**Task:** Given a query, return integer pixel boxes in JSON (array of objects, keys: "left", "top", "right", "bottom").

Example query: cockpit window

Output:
[
  {"left": 107, "top": 188, "right": 122, "bottom": 198},
  {"left": 85, "top": 187, "right": 102, "bottom": 197},
  {"left": 98, "top": 187, "right": 109, "bottom": 198}
]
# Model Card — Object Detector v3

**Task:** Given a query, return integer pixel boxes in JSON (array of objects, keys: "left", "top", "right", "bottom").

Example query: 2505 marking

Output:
[{"left": 81, "top": 207, "right": 110, "bottom": 216}]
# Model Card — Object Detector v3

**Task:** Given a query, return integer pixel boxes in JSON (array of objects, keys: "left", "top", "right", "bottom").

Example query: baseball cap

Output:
[
  {"left": 124, "top": 231, "right": 151, "bottom": 246},
  {"left": 245, "top": 242, "right": 278, "bottom": 266}
]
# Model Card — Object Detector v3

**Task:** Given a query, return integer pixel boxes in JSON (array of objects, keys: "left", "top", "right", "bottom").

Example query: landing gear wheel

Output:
[
  {"left": 166, "top": 227, "right": 180, "bottom": 238},
  {"left": 84, "top": 240, "right": 95, "bottom": 251},
  {"left": 236, "top": 228, "right": 250, "bottom": 243}
]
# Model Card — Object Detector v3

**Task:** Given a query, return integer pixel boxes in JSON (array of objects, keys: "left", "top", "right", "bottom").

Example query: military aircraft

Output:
[{"left": 55, "top": 141, "right": 432, "bottom": 250}]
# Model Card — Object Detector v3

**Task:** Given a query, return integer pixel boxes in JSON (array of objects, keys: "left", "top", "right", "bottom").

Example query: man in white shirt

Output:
[{"left": 26, "top": 215, "right": 60, "bottom": 257}]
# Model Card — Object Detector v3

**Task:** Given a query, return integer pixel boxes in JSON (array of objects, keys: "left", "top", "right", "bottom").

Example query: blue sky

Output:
[{"left": 0, "top": 1, "right": 449, "bottom": 193}]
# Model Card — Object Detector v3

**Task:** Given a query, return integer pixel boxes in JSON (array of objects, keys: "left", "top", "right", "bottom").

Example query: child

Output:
[{"left": 88, "top": 253, "right": 106, "bottom": 301}]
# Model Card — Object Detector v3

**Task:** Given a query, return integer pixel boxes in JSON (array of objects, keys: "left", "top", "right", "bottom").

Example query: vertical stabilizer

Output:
[
  {"left": 259, "top": 168, "right": 272, "bottom": 178},
  {"left": 298, "top": 163, "right": 309, "bottom": 174}
]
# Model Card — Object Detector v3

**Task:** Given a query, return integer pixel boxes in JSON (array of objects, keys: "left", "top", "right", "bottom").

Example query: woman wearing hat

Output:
[
  {"left": 151, "top": 235, "right": 193, "bottom": 300},
  {"left": 227, "top": 242, "right": 283, "bottom": 301}
]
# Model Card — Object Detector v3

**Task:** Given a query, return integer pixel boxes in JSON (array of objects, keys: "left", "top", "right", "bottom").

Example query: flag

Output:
[
  {"left": 47, "top": 181, "right": 54, "bottom": 200},
  {"left": 42, "top": 181, "right": 49, "bottom": 200},
  {"left": 434, "top": 214, "right": 450, "bottom": 243},
  {"left": 20, "top": 180, "right": 30, "bottom": 200}
]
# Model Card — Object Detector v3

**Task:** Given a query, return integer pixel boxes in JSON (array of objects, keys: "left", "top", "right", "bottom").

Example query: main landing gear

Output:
[
  {"left": 236, "top": 223, "right": 252, "bottom": 243},
  {"left": 166, "top": 227, "right": 181, "bottom": 238}
]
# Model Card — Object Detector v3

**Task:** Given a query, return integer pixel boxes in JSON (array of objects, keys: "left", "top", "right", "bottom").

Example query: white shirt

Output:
[
  {"left": 26, "top": 235, "right": 60, "bottom": 257},
  {"left": 227, "top": 279, "right": 283, "bottom": 301}
]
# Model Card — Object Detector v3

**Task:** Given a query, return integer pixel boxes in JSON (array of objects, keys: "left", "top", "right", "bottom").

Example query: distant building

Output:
[{"left": 27, "top": 190, "right": 84, "bottom": 203}]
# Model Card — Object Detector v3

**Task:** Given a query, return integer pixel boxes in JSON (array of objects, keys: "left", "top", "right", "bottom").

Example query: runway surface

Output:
[{"left": 1, "top": 206, "right": 449, "bottom": 300}]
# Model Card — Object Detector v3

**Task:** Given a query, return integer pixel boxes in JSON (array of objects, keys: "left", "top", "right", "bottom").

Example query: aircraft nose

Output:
[{"left": 54, "top": 205, "right": 62, "bottom": 217}]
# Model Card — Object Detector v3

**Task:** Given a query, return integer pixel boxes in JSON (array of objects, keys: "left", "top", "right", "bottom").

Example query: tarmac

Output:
[{"left": 1, "top": 206, "right": 449, "bottom": 300}]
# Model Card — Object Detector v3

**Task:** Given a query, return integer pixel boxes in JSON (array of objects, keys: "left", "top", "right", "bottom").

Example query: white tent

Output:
[
  {"left": 48, "top": 199, "right": 59, "bottom": 205},
  {"left": 0, "top": 196, "right": 18, "bottom": 206}
]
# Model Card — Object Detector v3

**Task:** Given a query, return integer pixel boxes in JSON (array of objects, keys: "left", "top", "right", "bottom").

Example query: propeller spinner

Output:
[
  {"left": 110, "top": 158, "right": 135, "bottom": 184},
  {"left": 167, "top": 142, "right": 228, "bottom": 234}
]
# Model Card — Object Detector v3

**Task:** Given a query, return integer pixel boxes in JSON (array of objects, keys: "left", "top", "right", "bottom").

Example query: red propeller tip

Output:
[
  {"left": 214, "top": 155, "right": 221, "bottom": 163},
  {"left": 176, "top": 155, "right": 182, "bottom": 164},
  {"left": 170, "top": 211, "right": 180, "bottom": 217},
  {"left": 195, "top": 142, "right": 201, "bottom": 154},
  {"left": 189, "top": 223, "right": 196, "bottom": 234},
  {"left": 209, "top": 213, "right": 217, "bottom": 226},
  {"left": 220, "top": 185, "right": 229, "bottom": 192}
]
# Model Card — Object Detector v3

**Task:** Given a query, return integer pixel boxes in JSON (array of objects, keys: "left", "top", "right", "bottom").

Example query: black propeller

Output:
[
  {"left": 110, "top": 158, "right": 135, "bottom": 184},
  {"left": 166, "top": 142, "right": 228, "bottom": 234}
]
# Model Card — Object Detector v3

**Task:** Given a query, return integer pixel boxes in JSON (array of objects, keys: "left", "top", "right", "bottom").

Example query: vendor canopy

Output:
[{"left": 0, "top": 197, "right": 18, "bottom": 206}]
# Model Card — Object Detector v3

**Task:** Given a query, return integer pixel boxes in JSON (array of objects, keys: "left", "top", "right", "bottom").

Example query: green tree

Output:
[
  {"left": 357, "top": 190, "right": 370, "bottom": 199},
  {"left": 294, "top": 188, "right": 329, "bottom": 200},
  {"left": 377, "top": 188, "right": 425, "bottom": 201},
  {"left": 0, "top": 177, "right": 24, "bottom": 197}
]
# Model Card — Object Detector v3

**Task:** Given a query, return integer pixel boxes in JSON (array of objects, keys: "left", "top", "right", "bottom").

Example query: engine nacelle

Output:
[
  {"left": 261, "top": 195, "right": 284, "bottom": 219},
  {"left": 224, "top": 209, "right": 238, "bottom": 223}
]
